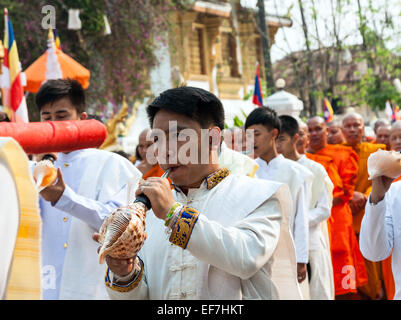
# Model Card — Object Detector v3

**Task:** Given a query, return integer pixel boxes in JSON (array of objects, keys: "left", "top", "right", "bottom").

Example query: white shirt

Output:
[
  {"left": 219, "top": 142, "right": 259, "bottom": 177},
  {"left": 106, "top": 173, "right": 301, "bottom": 300},
  {"left": 297, "top": 155, "right": 332, "bottom": 251},
  {"left": 255, "top": 155, "right": 311, "bottom": 264},
  {"left": 360, "top": 181, "right": 401, "bottom": 300},
  {"left": 37, "top": 149, "right": 141, "bottom": 299}
]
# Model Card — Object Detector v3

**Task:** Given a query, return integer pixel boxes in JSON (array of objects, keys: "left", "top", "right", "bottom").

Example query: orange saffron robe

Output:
[
  {"left": 142, "top": 164, "right": 172, "bottom": 186},
  {"left": 143, "top": 164, "right": 165, "bottom": 180},
  {"left": 307, "top": 145, "right": 368, "bottom": 296},
  {"left": 348, "top": 142, "right": 386, "bottom": 234},
  {"left": 345, "top": 142, "right": 386, "bottom": 299}
]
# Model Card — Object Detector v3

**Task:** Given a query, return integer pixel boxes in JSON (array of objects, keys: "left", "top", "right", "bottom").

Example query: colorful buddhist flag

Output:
[
  {"left": 394, "top": 105, "right": 401, "bottom": 121},
  {"left": 323, "top": 98, "right": 334, "bottom": 123},
  {"left": 47, "top": 29, "right": 61, "bottom": 51},
  {"left": 385, "top": 100, "right": 397, "bottom": 122},
  {"left": 1, "top": 8, "right": 29, "bottom": 122},
  {"left": 392, "top": 105, "right": 398, "bottom": 122},
  {"left": 385, "top": 100, "right": 393, "bottom": 120},
  {"left": 252, "top": 63, "right": 263, "bottom": 107}
]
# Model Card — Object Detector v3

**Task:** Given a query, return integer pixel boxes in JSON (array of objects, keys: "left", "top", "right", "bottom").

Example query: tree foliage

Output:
[
  {"left": 354, "top": 0, "right": 401, "bottom": 112},
  {"left": 272, "top": 0, "right": 401, "bottom": 116},
  {"left": 1, "top": 0, "right": 181, "bottom": 121}
]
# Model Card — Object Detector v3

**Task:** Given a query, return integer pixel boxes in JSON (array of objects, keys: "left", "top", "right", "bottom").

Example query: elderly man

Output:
[
  {"left": 373, "top": 119, "right": 391, "bottom": 138},
  {"left": 376, "top": 124, "right": 391, "bottom": 150},
  {"left": 341, "top": 112, "right": 386, "bottom": 299},
  {"left": 390, "top": 121, "right": 401, "bottom": 153},
  {"left": 135, "top": 128, "right": 169, "bottom": 180},
  {"left": 296, "top": 121, "right": 309, "bottom": 155},
  {"left": 327, "top": 121, "right": 345, "bottom": 145}
]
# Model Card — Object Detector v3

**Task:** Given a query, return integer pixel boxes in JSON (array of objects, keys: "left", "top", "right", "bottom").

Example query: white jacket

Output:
[{"left": 106, "top": 172, "right": 301, "bottom": 300}]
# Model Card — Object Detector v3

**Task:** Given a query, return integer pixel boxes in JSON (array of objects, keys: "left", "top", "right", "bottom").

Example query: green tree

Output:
[
  {"left": 354, "top": 0, "right": 401, "bottom": 112},
  {"left": 1, "top": 0, "right": 178, "bottom": 121}
]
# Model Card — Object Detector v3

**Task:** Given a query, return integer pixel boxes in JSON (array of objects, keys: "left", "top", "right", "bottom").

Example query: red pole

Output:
[{"left": 0, "top": 119, "right": 107, "bottom": 154}]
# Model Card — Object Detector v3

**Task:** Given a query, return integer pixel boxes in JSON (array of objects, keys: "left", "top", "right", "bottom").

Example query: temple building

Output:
[{"left": 125, "top": 0, "right": 292, "bottom": 150}]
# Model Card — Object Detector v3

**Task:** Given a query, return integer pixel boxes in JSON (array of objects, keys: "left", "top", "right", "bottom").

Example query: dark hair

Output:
[
  {"left": 146, "top": 87, "right": 225, "bottom": 130},
  {"left": 35, "top": 79, "right": 86, "bottom": 113},
  {"left": 245, "top": 106, "right": 280, "bottom": 133},
  {"left": 0, "top": 111, "right": 10, "bottom": 122},
  {"left": 87, "top": 114, "right": 102, "bottom": 122},
  {"left": 279, "top": 115, "right": 299, "bottom": 138},
  {"left": 112, "top": 150, "right": 131, "bottom": 160},
  {"left": 135, "top": 145, "right": 142, "bottom": 161}
]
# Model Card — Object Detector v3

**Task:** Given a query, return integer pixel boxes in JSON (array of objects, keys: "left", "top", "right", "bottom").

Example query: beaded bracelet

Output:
[
  {"left": 167, "top": 206, "right": 182, "bottom": 229},
  {"left": 164, "top": 202, "right": 182, "bottom": 227}
]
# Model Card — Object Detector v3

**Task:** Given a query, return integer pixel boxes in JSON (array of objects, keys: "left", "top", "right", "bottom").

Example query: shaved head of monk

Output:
[
  {"left": 376, "top": 124, "right": 391, "bottom": 148},
  {"left": 374, "top": 118, "right": 390, "bottom": 135},
  {"left": 137, "top": 128, "right": 154, "bottom": 162},
  {"left": 296, "top": 121, "right": 309, "bottom": 154},
  {"left": 306, "top": 116, "right": 327, "bottom": 153},
  {"left": 341, "top": 112, "right": 364, "bottom": 147},
  {"left": 327, "top": 120, "right": 345, "bottom": 145},
  {"left": 390, "top": 120, "right": 401, "bottom": 151}
]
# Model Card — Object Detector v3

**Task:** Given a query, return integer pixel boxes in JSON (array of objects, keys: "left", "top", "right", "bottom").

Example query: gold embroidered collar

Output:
[
  {"left": 172, "top": 167, "right": 231, "bottom": 192},
  {"left": 205, "top": 168, "right": 231, "bottom": 190}
]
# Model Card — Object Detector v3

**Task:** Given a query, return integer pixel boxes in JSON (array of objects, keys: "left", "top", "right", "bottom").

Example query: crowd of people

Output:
[{"left": 4, "top": 78, "right": 401, "bottom": 300}]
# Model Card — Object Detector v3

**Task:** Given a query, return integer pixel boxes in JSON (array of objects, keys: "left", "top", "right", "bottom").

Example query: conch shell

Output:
[
  {"left": 33, "top": 160, "right": 57, "bottom": 191},
  {"left": 368, "top": 149, "right": 401, "bottom": 180},
  {"left": 98, "top": 202, "right": 147, "bottom": 264}
]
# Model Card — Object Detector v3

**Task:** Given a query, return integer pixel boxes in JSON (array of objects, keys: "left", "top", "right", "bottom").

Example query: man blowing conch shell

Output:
[{"left": 93, "top": 87, "right": 302, "bottom": 300}]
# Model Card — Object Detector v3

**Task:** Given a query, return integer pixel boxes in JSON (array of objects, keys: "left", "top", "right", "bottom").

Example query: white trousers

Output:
[{"left": 309, "top": 248, "right": 335, "bottom": 300}]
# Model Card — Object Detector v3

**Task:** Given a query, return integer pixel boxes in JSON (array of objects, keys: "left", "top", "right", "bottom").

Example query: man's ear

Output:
[
  {"left": 293, "top": 133, "right": 299, "bottom": 144},
  {"left": 272, "top": 128, "right": 279, "bottom": 140},
  {"left": 209, "top": 127, "right": 221, "bottom": 150},
  {"left": 79, "top": 112, "right": 88, "bottom": 120}
]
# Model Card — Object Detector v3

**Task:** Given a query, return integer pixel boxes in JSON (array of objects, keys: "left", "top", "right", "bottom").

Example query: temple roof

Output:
[{"left": 191, "top": 1, "right": 293, "bottom": 27}]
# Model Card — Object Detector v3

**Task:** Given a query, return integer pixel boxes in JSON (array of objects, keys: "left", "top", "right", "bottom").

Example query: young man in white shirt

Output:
[
  {"left": 34, "top": 79, "right": 141, "bottom": 299},
  {"left": 277, "top": 115, "right": 334, "bottom": 299},
  {"left": 93, "top": 87, "right": 301, "bottom": 300},
  {"left": 245, "top": 107, "right": 312, "bottom": 291}
]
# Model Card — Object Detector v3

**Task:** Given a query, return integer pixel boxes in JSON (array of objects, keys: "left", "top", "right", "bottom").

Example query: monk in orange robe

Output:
[
  {"left": 375, "top": 125, "right": 391, "bottom": 150},
  {"left": 327, "top": 120, "right": 345, "bottom": 145},
  {"left": 389, "top": 120, "right": 401, "bottom": 154},
  {"left": 342, "top": 112, "right": 387, "bottom": 299},
  {"left": 142, "top": 163, "right": 167, "bottom": 180},
  {"left": 371, "top": 119, "right": 391, "bottom": 144},
  {"left": 306, "top": 116, "right": 368, "bottom": 298}
]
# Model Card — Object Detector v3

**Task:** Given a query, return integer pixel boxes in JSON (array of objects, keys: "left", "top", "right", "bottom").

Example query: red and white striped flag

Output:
[{"left": 1, "top": 8, "right": 29, "bottom": 122}]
